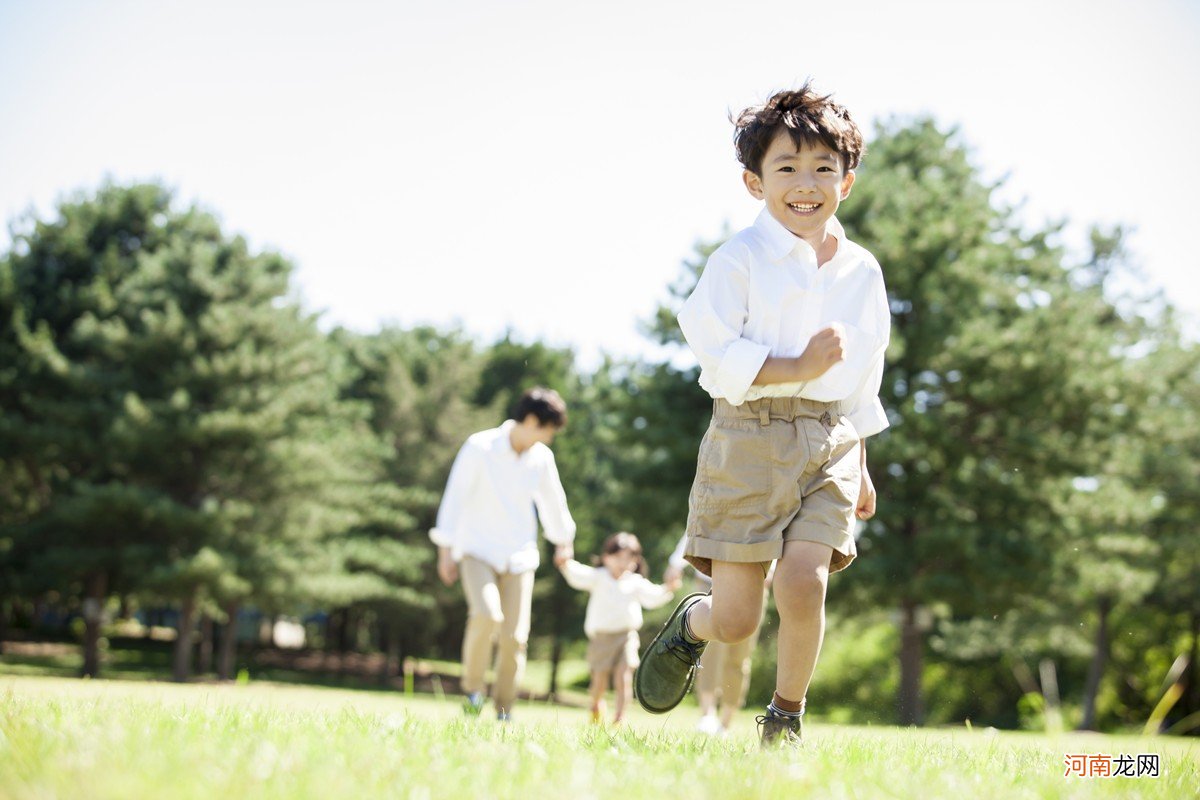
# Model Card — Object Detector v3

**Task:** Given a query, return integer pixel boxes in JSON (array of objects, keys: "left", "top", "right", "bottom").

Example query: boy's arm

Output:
[
  {"left": 677, "top": 249, "right": 770, "bottom": 405},
  {"left": 678, "top": 249, "right": 851, "bottom": 398},
  {"left": 754, "top": 324, "right": 848, "bottom": 385},
  {"left": 857, "top": 438, "right": 877, "bottom": 520}
]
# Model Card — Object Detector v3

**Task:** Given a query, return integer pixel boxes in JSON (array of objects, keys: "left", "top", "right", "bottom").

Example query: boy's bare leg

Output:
[
  {"left": 589, "top": 669, "right": 610, "bottom": 721},
  {"left": 772, "top": 540, "right": 832, "bottom": 706},
  {"left": 683, "top": 560, "right": 767, "bottom": 644},
  {"left": 612, "top": 666, "right": 633, "bottom": 722}
]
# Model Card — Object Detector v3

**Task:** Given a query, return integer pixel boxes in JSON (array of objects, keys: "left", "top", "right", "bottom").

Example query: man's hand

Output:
[
  {"left": 553, "top": 543, "right": 574, "bottom": 568},
  {"left": 796, "top": 324, "right": 846, "bottom": 381},
  {"left": 437, "top": 547, "right": 458, "bottom": 586},
  {"left": 856, "top": 465, "right": 877, "bottom": 520}
]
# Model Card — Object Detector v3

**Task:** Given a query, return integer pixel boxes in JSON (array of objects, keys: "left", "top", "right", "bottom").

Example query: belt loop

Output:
[{"left": 758, "top": 401, "right": 770, "bottom": 427}]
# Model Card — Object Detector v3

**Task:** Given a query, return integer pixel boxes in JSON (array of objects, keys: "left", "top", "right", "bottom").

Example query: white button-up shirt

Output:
[
  {"left": 560, "top": 560, "right": 675, "bottom": 636},
  {"left": 678, "top": 210, "right": 891, "bottom": 438},
  {"left": 430, "top": 420, "right": 576, "bottom": 574}
]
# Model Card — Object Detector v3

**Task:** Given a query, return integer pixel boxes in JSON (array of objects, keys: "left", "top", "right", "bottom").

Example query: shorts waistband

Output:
[{"left": 714, "top": 397, "right": 842, "bottom": 426}]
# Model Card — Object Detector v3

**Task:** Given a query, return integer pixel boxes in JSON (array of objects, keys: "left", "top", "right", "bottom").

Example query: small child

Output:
[{"left": 560, "top": 532, "right": 681, "bottom": 725}]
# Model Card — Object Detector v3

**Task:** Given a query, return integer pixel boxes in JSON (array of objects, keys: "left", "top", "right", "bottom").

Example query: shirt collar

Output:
[
  {"left": 498, "top": 419, "right": 519, "bottom": 458},
  {"left": 754, "top": 208, "right": 848, "bottom": 262}
]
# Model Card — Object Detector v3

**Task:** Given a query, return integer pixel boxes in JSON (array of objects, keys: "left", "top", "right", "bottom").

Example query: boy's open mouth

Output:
[{"left": 788, "top": 202, "right": 821, "bottom": 215}]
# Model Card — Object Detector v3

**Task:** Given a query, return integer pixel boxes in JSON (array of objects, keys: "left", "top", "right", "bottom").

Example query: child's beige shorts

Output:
[
  {"left": 683, "top": 397, "right": 861, "bottom": 578},
  {"left": 586, "top": 630, "right": 641, "bottom": 672}
]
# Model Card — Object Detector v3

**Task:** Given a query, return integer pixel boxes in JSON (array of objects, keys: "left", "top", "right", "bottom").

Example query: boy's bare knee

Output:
[
  {"left": 710, "top": 607, "right": 760, "bottom": 643},
  {"left": 773, "top": 566, "right": 826, "bottom": 614}
]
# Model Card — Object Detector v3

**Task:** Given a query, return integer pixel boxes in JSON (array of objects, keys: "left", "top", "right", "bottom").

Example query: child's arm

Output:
[
  {"left": 558, "top": 559, "right": 597, "bottom": 592},
  {"left": 634, "top": 576, "right": 676, "bottom": 610},
  {"left": 678, "top": 249, "right": 848, "bottom": 403}
]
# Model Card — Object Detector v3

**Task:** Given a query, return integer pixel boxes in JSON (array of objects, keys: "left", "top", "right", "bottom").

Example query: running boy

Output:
[
  {"left": 560, "top": 532, "right": 679, "bottom": 725},
  {"left": 635, "top": 84, "right": 890, "bottom": 746},
  {"left": 431, "top": 387, "right": 576, "bottom": 721}
]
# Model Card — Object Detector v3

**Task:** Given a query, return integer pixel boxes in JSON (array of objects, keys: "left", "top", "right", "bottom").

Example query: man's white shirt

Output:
[
  {"left": 430, "top": 420, "right": 575, "bottom": 573},
  {"left": 560, "top": 560, "right": 674, "bottom": 636},
  {"left": 678, "top": 210, "right": 891, "bottom": 439}
]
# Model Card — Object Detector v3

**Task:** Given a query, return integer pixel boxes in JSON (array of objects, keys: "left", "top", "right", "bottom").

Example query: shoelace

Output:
[
  {"left": 756, "top": 714, "right": 801, "bottom": 734},
  {"left": 662, "top": 633, "right": 705, "bottom": 666}
]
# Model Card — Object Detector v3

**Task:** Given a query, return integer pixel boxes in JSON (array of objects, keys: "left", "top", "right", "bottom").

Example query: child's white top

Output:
[
  {"left": 561, "top": 560, "right": 674, "bottom": 637},
  {"left": 429, "top": 420, "right": 576, "bottom": 574},
  {"left": 678, "top": 210, "right": 891, "bottom": 438}
]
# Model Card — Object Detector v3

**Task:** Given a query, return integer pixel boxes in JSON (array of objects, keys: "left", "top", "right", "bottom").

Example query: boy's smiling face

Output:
[{"left": 743, "top": 130, "right": 855, "bottom": 246}]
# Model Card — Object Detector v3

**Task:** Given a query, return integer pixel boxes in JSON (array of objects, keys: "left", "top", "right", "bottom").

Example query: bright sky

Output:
[{"left": 2, "top": 0, "right": 1197, "bottom": 367}]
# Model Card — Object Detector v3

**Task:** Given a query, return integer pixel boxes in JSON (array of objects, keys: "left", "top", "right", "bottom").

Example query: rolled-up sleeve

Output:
[
  {"left": 430, "top": 442, "right": 481, "bottom": 553},
  {"left": 677, "top": 248, "right": 770, "bottom": 405},
  {"left": 533, "top": 453, "right": 576, "bottom": 546},
  {"left": 843, "top": 276, "right": 891, "bottom": 439}
]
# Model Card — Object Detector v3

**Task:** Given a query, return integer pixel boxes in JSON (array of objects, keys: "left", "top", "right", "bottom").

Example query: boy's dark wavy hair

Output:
[
  {"left": 733, "top": 81, "right": 865, "bottom": 176},
  {"left": 510, "top": 386, "right": 567, "bottom": 429},
  {"left": 593, "top": 531, "right": 649, "bottom": 578}
]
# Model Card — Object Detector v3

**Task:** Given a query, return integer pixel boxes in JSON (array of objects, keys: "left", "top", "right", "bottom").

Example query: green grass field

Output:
[{"left": 1, "top": 675, "right": 1196, "bottom": 800}]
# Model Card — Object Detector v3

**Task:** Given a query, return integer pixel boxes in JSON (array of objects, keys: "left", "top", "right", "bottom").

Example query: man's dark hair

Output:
[
  {"left": 510, "top": 387, "right": 567, "bottom": 429},
  {"left": 733, "top": 81, "right": 865, "bottom": 176}
]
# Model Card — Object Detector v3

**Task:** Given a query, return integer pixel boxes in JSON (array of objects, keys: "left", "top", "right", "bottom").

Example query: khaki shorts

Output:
[
  {"left": 684, "top": 397, "right": 861, "bottom": 578},
  {"left": 586, "top": 630, "right": 641, "bottom": 672}
]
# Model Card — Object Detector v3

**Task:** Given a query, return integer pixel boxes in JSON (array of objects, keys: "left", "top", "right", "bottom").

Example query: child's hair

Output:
[
  {"left": 510, "top": 386, "right": 567, "bottom": 429},
  {"left": 732, "top": 81, "right": 865, "bottom": 176},
  {"left": 594, "top": 531, "right": 649, "bottom": 577}
]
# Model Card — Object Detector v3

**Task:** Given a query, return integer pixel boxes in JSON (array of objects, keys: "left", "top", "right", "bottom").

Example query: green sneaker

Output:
[
  {"left": 634, "top": 592, "right": 709, "bottom": 714},
  {"left": 757, "top": 708, "right": 803, "bottom": 747}
]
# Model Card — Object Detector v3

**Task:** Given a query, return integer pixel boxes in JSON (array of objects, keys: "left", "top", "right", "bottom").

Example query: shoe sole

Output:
[{"left": 634, "top": 591, "right": 708, "bottom": 714}]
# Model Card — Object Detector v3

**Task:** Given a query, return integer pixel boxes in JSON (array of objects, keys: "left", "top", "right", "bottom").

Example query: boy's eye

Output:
[{"left": 778, "top": 166, "right": 795, "bottom": 173}]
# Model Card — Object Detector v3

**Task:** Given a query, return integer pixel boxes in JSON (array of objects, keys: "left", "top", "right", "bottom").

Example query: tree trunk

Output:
[
  {"left": 1180, "top": 608, "right": 1200, "bottom": 726},
  {"left": 172, "top": 590, "right": 198, "bottom": 682},
  {"left": 898, "top": 598, "right": 924, "bottom": 726},
  {"left": 217, "top": 601, "right": 239, "bottom": 681},
  {"left": 198, "top": 614, "right": 214, "bottom": 676},
  {"left": 0, "top": 598, "right": 9, "bottom": 654},
  {"left": 1079, "top": 596, "right": 1112, "bottom": 731},
  {"left": 81, "top": 572, "right": 107, "bottom": 678},
  {"left": 549, "top": 635, "right": 562, "bottom": 700}
]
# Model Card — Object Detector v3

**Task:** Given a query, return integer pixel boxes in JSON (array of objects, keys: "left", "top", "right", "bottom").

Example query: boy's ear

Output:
[
  {"left": 743, "top": 169, "right": 765, "bottom": 200},
  {"left": 839, "top": 170, "right": 856, "bottom": 200}
]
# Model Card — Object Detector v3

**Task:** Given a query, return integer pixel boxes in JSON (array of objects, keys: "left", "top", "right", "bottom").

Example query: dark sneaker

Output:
[
  {"left": 634, "top": 592, "right": 709, "bottom": 714},
  {"left": 462, "top": 691, "right": 486, "bottom": 717},
  {"left": 757, "top": 708, "right": 802, "bottom": 747}
]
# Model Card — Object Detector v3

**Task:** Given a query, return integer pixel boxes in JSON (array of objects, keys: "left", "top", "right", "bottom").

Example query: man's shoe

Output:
[
  {"left": 462, "top": 691, "right": 486, "bottom": 717},
  {"left": 757, "top": 708, "right": 802, "bottom": 747},
  {"left": 634, "top": 592, "right": 708, "bottom": 714}
]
